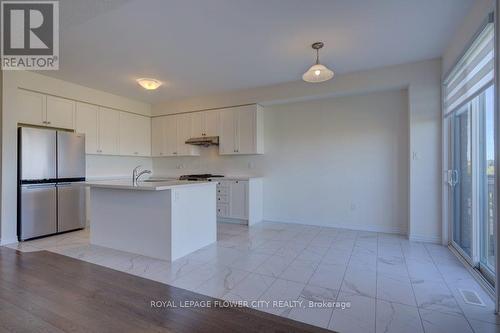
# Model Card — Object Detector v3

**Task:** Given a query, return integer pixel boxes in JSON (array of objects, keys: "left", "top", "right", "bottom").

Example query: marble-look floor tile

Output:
[
  {"left": 195, "top": 266, "right": 249, "bottom": 298},
  {"left": 308, "top": 263, "right": 346, "bottom": 290},
  {"left": 341, "top": 265, "right": 376, "bottom": 298},
  {"left": 287, "top": 285, "right": 337, "bottom": 329},
  {"left": 377, "top": 273, "right": 416, "bottom": 306},
  {"left": 279, "top": 259, "right": 318, "bottom": 284},
  {"left": 376, "top": 300, "right": 423, "bottom": 333},
  {"left": 254, "top": 254, "right": 294, "bottom": 278},
  {"left": 3, "top": 242, "right": 41, "bottom": 252},
  {"left": 259, "top": 278, "right": 306, "bottom": 316},
  {"left": 419, "top": 309, "right": 473, "bottom": 333},
  {"left": 296, "top": 246, "right": 328, "bottom": 263},
  {"left": 223, "top": 272, "right": 275, "bottom": 303},
  {"left": 329, "top": 292, "right": 376, "bottom": 333},
  {"left": 228, "top": 252, "right": 270, "bottom": 272},
  {"left": 413, "top": 280, "right": 463, "bottom": 316},
  {"left": 469, "top": 319, "right": 500, "bottom": 333}
]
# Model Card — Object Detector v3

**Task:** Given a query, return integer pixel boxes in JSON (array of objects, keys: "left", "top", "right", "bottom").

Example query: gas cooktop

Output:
[{"left": 178, "top": 174, "right": 224, "bottom": 181}]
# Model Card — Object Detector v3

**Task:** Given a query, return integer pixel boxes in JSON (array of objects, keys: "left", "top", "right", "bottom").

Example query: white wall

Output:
[
  {"left": 442, "top": 0, "right": 494, "bottom": 76},
  {"left": 0, "top": 71, "right": 151, "bottom": 244},
  {"left": 154, "top": 90, "right": 409, "bottom": 233}
]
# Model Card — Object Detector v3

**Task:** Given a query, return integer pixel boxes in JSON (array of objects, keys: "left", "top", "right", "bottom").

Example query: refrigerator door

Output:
[
  {"left": 20, "top": 184, "right": 57, "bottom": 240},
  {"left": 57, "top": 183, "right": 86, "bottom": 232},
  {"left": 57, "top": 131, "right": 86, "bottom": 180},
  {"left": 19, "top": 127, "right": 57, "bottom": 181}
]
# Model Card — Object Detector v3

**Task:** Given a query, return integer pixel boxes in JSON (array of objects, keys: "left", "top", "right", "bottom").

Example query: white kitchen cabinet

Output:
[
  {"left": 46, "top": 96, "right": 75, "bottom": 129},
  {"left": 119, "top": 112, "right": 151, "bottom": 156},
  {"left": 216, "top": 178, "right": 263, "bottom": 225},
  {"left": 191, "top": 110, "right": 219, "bottom": 137},
  {"left": 219, "top": 105, "right": 264, "bottom": 155},
  {"left": 98, "top": 107, "right": 120, "bottom": 155},
  {"left": 75, "top": 102, "right": 99, "bottom": 154},
  {"left": 16, "top": 90, "right": 75, "bottom": 130},
  {"left": 152, "top": 115, "right": 199, "bottom": 156},
  {"left": 16, "top": 90, "right": 45, "bottom": 126}
]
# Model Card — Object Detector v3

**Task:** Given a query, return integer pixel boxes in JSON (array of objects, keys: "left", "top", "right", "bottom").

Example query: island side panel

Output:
[
  {"left": 170, "top": 183, "right": 217, "bottom": 260},
  {"left": 89, "top": 188, "right": 172, "bottom": 261}
]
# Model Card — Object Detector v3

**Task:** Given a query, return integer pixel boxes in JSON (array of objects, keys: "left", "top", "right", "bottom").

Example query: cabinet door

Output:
[
  {"left": 204, "top": 110, "right": 219, "bottom": 137},
  {"left": 119, "top": 112, "right": 146, "bottom": 156},
  {"left": 176, "top": 114, "right": 197, "bottom": 156},
  {"left": 137, "top": 115, "right": 151, "bottom": 156},
  {"left": 236, "top": 106, "right": 256, "bottom": 154},
  {"left": 75, "top": 102, "right": 99, "bottom": 154},
  {"left": 229, "top": 180, "right": 248, "bottom": 219},
  {"left": 191, "top": 112, "right": 204, "bottom": 137},
  {"left": 219, "top": 108, "right": 236, "bottom": 154},
  {"left": 98, "top": 107, "right": 120, "bottom": 155},
  {"left": 164, "top": 116, "right": 178, "bottom": 156},
  {"left": 46, "top": 96, "right": 75, "bottom": 129},
  {"left": 151, "top": 117, "right": 164, "bottom": 156},
  {"left": 16, "top": 90, "right": 45, "bottom": 126}
]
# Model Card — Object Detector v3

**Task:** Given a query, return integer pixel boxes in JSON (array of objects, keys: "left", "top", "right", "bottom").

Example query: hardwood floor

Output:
[{"left": 0, "top": 247, "right": 333, "bottom": 333}]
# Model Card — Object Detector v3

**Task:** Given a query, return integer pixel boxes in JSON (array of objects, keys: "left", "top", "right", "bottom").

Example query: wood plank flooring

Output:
[{"left": 0, "top": 247, "right": 333, "bottom": 333}]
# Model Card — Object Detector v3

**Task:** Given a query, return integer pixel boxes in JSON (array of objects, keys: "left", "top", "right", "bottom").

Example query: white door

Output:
[
  {"left": 191, "top": 112, "right": 204, "bottom": 137},
  {"left": 16, "top": 90, "right": 45, "bottom": 126},
  {"left": 98, "top": 107, "right": 120, "bottom": 155},
  {"left": 75, "top": 102, "right": 99, "bottom": 154},
  {"left": 151, "top": 117, "right": 164, "bottom": 156},
  {"left": 204, "top": 110, "right": 219, "bottom": 137},
  {"left": 236, "top": 107, "right": 255, "bottom": 154},
  {"left": 164, "top": 116, "right": 178, "bottom": 156},
  {"left": 46, "top": 96, "right": 75, "bottom": 129},
  {"left": 229, "top": 180, "right": 247, "bottom": 219},
  {"left": 219, "top": 108, "right": 236, "bottom": 154}
]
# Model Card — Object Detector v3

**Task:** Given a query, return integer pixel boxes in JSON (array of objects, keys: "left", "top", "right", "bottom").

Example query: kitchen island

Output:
[{"left": 85, "top": 180, "right": 216, "bottom": 261}]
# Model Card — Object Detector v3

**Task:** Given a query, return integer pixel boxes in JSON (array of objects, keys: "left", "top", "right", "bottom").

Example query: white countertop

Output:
[{"left": 84, "top": 179, "right": 215, "bottom": 191}]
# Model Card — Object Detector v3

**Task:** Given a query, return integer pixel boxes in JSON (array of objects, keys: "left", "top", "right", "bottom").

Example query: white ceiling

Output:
[{"left": 42, "top": 0, "right": 473, "bottom": 103}]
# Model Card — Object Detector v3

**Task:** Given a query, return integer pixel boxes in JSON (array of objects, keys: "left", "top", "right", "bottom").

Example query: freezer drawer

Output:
[
  {"left": 57, "top": 183, "right": 85, "bottom": 232},
  {"left": 19, "top": 127, "right": 57, "bottom": 181},
  {"left": 57, "top": 131, "right": 86, "bottom": 179},
  {"left": 20, "top": 184, "right": 57, "bottom": 240}
]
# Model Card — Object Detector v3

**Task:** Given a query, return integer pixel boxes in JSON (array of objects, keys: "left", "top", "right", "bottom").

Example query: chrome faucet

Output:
[{"left": 132, "top": 165, "right": 151, "bottom": 185}]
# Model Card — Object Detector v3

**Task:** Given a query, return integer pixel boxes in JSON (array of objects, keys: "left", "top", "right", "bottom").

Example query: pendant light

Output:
[{"left": 302, "top": 42, "right": 334, "bottom": 83}]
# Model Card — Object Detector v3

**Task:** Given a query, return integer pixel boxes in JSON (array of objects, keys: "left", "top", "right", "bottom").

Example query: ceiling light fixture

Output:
[
  {"left": 302, "top": 42, "right": 334, "bottom": 83},
  {"left": 136, "top": 78, "right": 162, "bottom": 90}
]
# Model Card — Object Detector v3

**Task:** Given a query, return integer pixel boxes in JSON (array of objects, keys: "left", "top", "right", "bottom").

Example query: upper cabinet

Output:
[
  {"left": 151, "top": 114, "right": 199, "bottom": 157},
  {"left": 17, "top": 90, "right": 75, "bottom": 130},
  {"left": 17, "top": 90, "right": 45, "bottom": 126},
  {"left": 219, "top": 105, "right": 264, "bottom": 155},
  {"left": 97, "top": 107, "right": 120, "bottom": 155},
  {"left": 46, "top": 96, "right": 75, "bottom": 129},
  {"left": 119, "top": 112, "right": 151, "bottom": 157},
  {"left": 191, "top": 110, "right": 219, "bottom": 137},
  {"left": 75, "top": 102, "right": 99, "bottom": 154}
]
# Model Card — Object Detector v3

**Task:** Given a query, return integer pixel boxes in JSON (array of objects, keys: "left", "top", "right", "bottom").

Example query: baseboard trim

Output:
[
  {"left": 0, "top": 237, "right": 18, "bottom": 246},
  {"left": 262, "top": 219, "right": 407, "bottom": 235},
  {"left": 408, "top": 234, "right": 442, "bottom": 244}
]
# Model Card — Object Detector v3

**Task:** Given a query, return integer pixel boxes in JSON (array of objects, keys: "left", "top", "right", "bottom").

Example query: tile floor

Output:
[{"left": 4, "top": 222, "right": 500, "bottom": 333}]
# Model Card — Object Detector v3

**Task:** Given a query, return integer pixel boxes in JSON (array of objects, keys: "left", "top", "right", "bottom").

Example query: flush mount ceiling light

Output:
[
  {"left": 136, "top": 78, "right": 162, "bottom": 90},
  {"left": 302, "top": 42, "right": 334, "bottom": 83}
]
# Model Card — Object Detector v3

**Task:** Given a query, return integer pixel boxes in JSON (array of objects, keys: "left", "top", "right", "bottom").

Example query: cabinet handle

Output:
[
  {"left": 173, "top": 152, "right": 177, "bottom": 155},
  {"left": 159, "top": 152, "right": 163, "bottom": 156},
  {"left": 134, "top": 152, "right": 138, "bottom": 155},
  {"left": 47, "top": 121, "right": 51, "bottom": 125}
]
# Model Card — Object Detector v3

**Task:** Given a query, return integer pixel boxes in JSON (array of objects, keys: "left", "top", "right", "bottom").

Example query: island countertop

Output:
[{"left": 84, "top": 179, "right": 215, "bottom": 191}]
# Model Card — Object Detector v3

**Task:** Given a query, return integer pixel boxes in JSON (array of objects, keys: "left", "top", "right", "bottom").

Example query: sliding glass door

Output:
[
  {"left": 452, "top": 104, "right": 474, "bottom": 261},
  {"left": 448, "top": 85, "right": 496, "bottom": 284}
]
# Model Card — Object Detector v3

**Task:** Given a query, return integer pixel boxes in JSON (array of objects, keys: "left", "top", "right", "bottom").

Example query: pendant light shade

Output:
[{"left": 302, "top": 42, "right": 334, "bottom": 83}]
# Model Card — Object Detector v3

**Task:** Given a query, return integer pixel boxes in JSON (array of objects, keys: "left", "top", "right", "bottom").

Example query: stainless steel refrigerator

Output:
[{"left": 18, "top": 127, "right": 86, "bottom": 241}]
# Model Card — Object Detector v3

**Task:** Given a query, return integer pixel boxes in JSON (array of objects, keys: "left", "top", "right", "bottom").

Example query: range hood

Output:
[{"left": 185, "top": 136, "right": 219, "bottom": 147}]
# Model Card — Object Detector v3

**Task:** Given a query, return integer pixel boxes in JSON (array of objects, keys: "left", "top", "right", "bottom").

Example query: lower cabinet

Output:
[{"left": 216, "top": 179, "right": 263, "bottom": 225}]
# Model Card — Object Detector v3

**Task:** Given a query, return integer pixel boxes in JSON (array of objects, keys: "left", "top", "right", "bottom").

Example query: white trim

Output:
[
  {"left": 0, "top": 237, "right": 18, "bottom": 246},
  {"left": 408, "top": 234, "right": 442, "bottom": 244},
  {"left": 263, "top": 219, "right": 407, "bottom": 235}
]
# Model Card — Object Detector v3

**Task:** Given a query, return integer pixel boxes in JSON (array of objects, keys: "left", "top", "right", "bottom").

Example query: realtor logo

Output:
[{"left": 1, "top": 1, "right": 59, "bottom": 70}]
